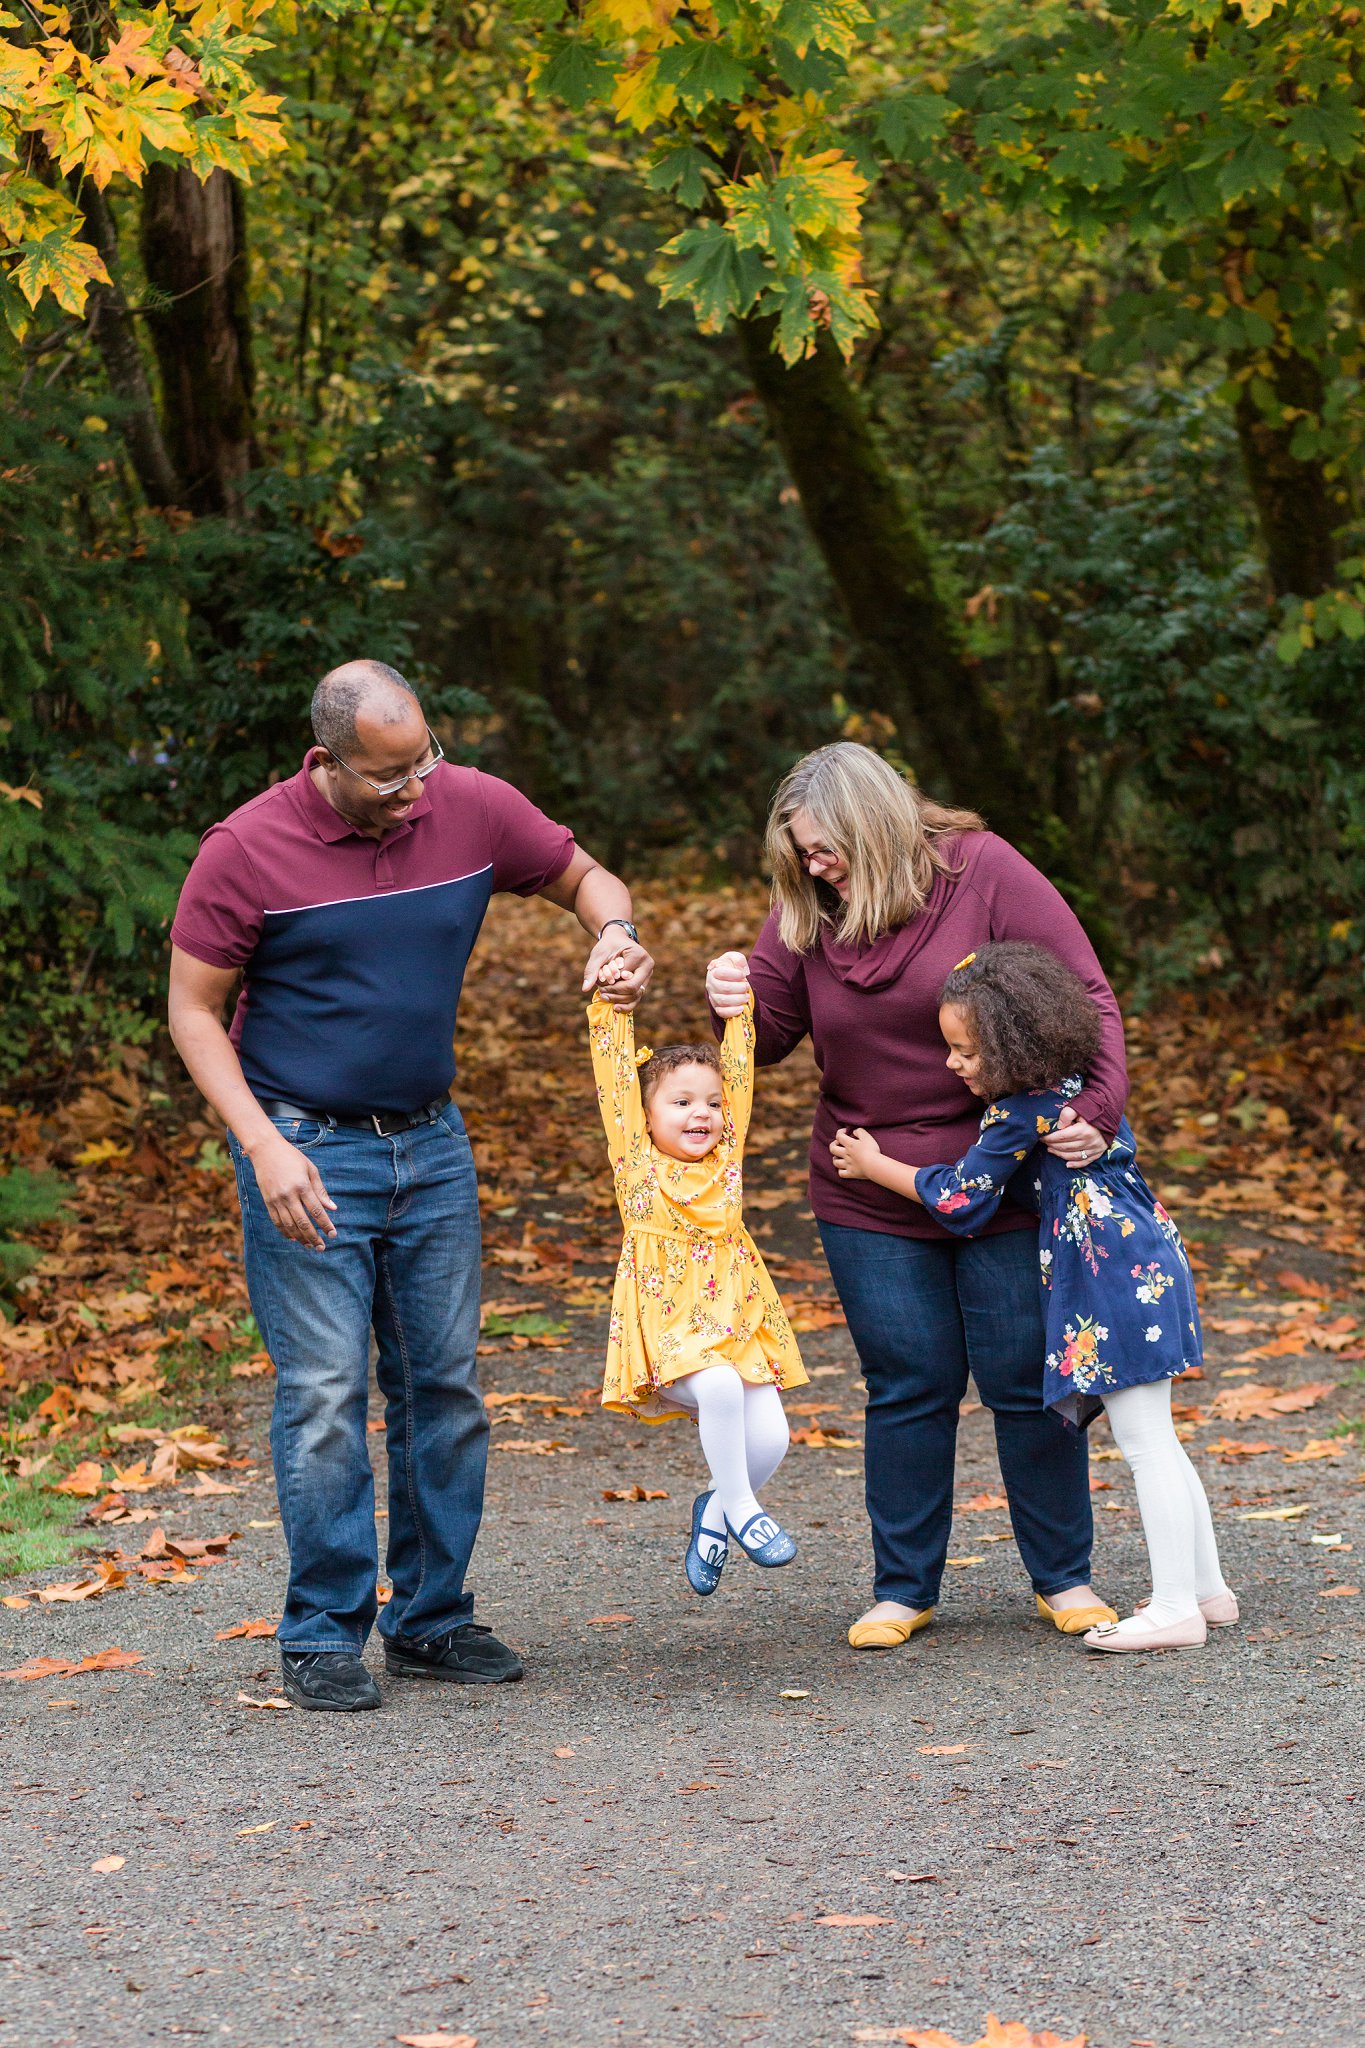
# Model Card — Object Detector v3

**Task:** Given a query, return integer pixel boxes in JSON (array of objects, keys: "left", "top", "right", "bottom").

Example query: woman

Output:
[{"left": 706, "top": 743, "right": 1126, "bottom": 1650}]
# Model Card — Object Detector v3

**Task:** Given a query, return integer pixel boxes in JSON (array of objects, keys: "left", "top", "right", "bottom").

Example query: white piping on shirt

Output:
[{"left": 260, "top": 863, "right": 495, "bottom": 918}]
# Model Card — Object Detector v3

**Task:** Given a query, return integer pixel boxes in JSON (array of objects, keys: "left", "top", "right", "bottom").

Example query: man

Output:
[{"left": 168, "top": 660, "right": 651, "bottom": 1711}]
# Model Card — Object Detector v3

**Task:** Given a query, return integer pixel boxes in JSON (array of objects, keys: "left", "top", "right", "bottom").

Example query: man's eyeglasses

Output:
[{"left": 319, "top": 726, "right": 445, "bottom": 799}]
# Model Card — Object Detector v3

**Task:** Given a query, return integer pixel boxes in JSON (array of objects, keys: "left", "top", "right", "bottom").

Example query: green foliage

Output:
[
  {"left": 0, "top": 1167, "right": 71, "bottom": 1297},
  {"left": 960, "top": 394, "right": 1365, "bottom": 994}
]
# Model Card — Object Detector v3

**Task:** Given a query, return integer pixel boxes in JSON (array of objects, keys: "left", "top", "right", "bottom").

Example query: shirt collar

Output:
[{"left": 293, "top": 747, "right": 434, "bottom": 844}]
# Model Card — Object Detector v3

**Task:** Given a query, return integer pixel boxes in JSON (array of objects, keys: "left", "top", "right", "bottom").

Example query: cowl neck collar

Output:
[{"left": 816, "top": 861, "right": 957, "bottom": 991}]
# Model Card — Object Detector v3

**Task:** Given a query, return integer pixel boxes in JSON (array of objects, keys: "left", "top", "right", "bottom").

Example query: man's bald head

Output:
[{"left": 311, "top": 661, "right": 422, "bottom": 760}]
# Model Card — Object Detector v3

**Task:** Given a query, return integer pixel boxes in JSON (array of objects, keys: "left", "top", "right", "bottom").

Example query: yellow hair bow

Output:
[
  {"left": 953, "top": 952, "right": 977, "bottom": 971},
  {"left": 634, "top": 1045, "right": 653, "bottom": 1068}
]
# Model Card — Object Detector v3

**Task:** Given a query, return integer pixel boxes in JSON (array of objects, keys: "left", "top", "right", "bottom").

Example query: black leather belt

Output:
[{"left": 259, "top": 1096, "right": 449, "bottom": 1137}]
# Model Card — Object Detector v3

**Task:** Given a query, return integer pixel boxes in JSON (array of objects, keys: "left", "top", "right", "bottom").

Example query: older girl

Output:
[
  {"left": 833, "top": 943, "right": 1235, "bottom": 1652},
  {"left": 707, "top": 742, "right": 1123, "bottom": 1650}
]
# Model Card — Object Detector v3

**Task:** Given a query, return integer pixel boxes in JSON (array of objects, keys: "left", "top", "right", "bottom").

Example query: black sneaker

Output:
[
  {"left": 279, "top": 1649, "right": 382, "bottom": 1712},
  {"left": 384, "top": 1622, "right": 523, "bottom": 1685}
]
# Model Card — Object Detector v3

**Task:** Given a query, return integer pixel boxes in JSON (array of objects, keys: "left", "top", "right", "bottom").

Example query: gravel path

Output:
[{"left": 2, "top": 1221, "right": 1363, "bottom": 2048}]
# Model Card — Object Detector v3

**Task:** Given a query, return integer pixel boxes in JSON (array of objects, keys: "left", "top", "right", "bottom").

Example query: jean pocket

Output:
[{"left": 270, "top": 1116, "right": 330, "bottom": 1153}]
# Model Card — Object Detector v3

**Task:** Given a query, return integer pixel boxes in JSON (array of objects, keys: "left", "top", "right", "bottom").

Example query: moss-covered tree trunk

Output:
[
  {"left": 739, "top": 315, "right": 1038, "bottom": 845},
  {"left": 140, "top": 167, "right": 259, "bottom": 519},
  {"left": 72, "top": 182, "right": 184, "bottom": 512},
  {"left": 1232, "top": 344, "right": 1338, "bottom": 599}
]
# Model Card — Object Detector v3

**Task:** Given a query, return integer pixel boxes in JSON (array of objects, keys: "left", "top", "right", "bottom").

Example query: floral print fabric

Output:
[
  {"left": 916, "top": 1082, "right": 1202, "bottom": 1429},
  {"left": 587, "top": 993, "right": 807, "bottom": 1420}
]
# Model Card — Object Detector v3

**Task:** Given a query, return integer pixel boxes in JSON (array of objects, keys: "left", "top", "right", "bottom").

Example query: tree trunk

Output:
[
  {"left": 140, "top": 166, "right": 259, "bottom": 518},
  {"left": 1233, "top": 344, "right": 1338, "bottom": 599},
  {"left": 739, "top": 315, "right": 1038, "bottom": 845},
  {"left": 72, "top": 181, "right": 184, "bottom": 511}
]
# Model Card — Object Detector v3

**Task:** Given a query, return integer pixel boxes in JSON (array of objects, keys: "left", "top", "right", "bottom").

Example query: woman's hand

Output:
[
  {"left": 831, "top": 1126, "right": 882, "bottom": 1181},
  {"left": 1043, "top": 1104, "right": 1108, "bottom": 1169},
  {"left": 706, "top": 950, "right": 751, "bottom": 1019}
]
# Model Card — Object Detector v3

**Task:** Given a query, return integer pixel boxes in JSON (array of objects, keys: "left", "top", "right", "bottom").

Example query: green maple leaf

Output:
[
  {"left": 644, "top": 143, "right": 712, "bottom": 210},
  {"left": 875, "top": 90, "right": 950, "bottom": 160},
  {"left": 535, "top": 37, "right": 616, "bottom": 111},
  {"left": 654, "top": 39, "right": 754, "bottom": 112},
  {"left": 658, "top": 221, "right": 768, "bottom": 331}
]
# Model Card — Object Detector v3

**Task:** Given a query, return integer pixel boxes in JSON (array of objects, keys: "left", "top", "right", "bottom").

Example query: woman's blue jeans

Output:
[
  {"left": 228, "top": 1103, "right": 486, "bottom": 1653},
  {"left": 819, "top": 1221, "right": 1093, "bottom": 1610}
]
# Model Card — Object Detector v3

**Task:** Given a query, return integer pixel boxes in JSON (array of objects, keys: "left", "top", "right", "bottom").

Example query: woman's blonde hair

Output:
[{"left": 764, "top": 742, "right": 984, "bottom": 953}]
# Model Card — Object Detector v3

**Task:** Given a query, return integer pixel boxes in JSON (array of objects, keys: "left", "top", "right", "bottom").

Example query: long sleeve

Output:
[
  {"left": 709, "top": 909, "right": 811, "bottom": 1068},
  {"left": 967, "top": 838, "right": 1128, "bottom": 1138},
  {"left": 719, "top": 993, "right": 756, "bottom": 1154},
  {"left": 587, "top": 994, "right": 648, "bottom": 1170},
  {"left": 916, "top": 1091, "right": 1064, "bottom": 1236}
]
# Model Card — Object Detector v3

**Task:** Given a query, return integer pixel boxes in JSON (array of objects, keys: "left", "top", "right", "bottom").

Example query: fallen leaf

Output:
[
  {"left": 50, "top": 1459, "right": 105, "bottom": 1497},
  {"left": 395, "top": 2034, "right": 477, "bottom": 2048},
  {"left": 1240, "top": 1505, "right": 1311, "bottom": 1521},
  {"left": 236, "top": 1820, "right": 279, "bottom": 1835},
  {"left": 229, "top": 1352, "right": 275, "bottom": 1378},
  {"left": 1283, "top": 1439, "right": 1347, "bottom": 1463},
  {"left": 553, "top": 1745, "right": 575, "bottom": 1758},
  {"left": 778, "top": 1689, "right": 810, "bottom": 1700},
  {"left": 1208, "top": 1437, "right": 1275, "bottom": 1461},
  {"left": 790, "top": 1426, "right": 860, "bottom": 1449},
  {"left": 600, "top": 1485, "right": 669, "bottom": 1501},
  {"left": 236, "top": 1692, "right": 293, "bottom": 1709},
  {"left": 1320, "top": 1585, "right": 1360, "bottom": 1598},
  {"left": 815, "top": 1913, "right": 894, "bottom": 1927},
  {"left": 1, "top": 1595, "right": 31, "bottom": 1610},
  {"left": 0, "top": 1647, "right": 144, "bottom": 1680},
  {"left": 887, "top": 1870, "right": 939, "bottom": 1883},
  {"left": 959, "top": 1491, "right": 1008, "bottom": 1511},
  {"left": 946, "top": 1555, "right": 985, "bottom": 1567},
  {"left": 90, "top": 1855, "right": 125, "bottom": 1874},
  {"left": 918, "top": 1743, "right": 969, "bottom": 1755},
  {"left": 216, "top": 1618, "right": 279, "bottom": 1640},
  {"left": 585, "top": 1613, "right": 633, "bottom": 1627},
  {"left": 493, "top": 1439, "right": 576, "bottom": 1455}
]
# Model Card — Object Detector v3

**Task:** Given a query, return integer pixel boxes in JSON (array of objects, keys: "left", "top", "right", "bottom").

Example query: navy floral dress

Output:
[{"left": 916, "top": 1079, "right": 1202, "bottom": 1429}]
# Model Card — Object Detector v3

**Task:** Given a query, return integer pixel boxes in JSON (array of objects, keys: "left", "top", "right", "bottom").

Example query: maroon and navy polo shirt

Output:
[{"left": 171, "top": 753, "right": 575, "bottom": 1116}]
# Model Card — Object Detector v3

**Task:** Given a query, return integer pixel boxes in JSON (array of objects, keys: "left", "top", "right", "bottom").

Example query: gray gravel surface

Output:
[{"left": 2, "top": 1227, "right": 1363, "bottom": 2048}]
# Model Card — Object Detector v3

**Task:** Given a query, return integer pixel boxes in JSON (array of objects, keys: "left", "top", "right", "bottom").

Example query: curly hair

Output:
[
  {"left": 638, "top": 1042, "right": 722, "bottom": 1105},
  {"left": 939, "top": 942, "right": 1102, "bottom": 1099}
]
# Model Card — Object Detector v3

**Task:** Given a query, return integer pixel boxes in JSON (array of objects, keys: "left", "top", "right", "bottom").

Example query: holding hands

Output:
[{"left": 706, "top": 950, "right": 751, "bottom": 1019}]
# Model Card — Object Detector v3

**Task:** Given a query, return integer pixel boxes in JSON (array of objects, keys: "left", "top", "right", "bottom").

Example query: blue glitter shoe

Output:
[
  {"left": 727, "top": 1509, "right": 797, "bottom": 1568},
  {"left": 685, "top": 1490, "right": 728, "bottom": 1596}
]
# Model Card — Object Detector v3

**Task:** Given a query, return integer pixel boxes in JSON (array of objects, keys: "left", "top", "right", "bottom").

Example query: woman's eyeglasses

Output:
[{"left": 321, "top": 727, "right": 445, "bottom": 799}]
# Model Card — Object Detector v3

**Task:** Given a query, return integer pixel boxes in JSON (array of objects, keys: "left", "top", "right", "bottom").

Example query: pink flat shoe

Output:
[
  {"left": 1084, "top": 1609, "right": 1208, "bottom": 1652},
  {"left": 1137, "top": 1589, "right": 1240, "bottom": 1627}
]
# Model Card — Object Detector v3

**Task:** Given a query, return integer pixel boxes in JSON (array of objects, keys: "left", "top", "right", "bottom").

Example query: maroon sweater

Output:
[{"left": 733, "top": 832, "right": 1129, "bottom": 1242}]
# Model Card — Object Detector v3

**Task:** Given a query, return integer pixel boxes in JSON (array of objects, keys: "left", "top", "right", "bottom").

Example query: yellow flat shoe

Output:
[
  {"left": 847, "top": 1607, "right": 935, "bottom": 1651},
  {"left": 1035, "top": 1593, "right": 1119, "bottom": 1635}
]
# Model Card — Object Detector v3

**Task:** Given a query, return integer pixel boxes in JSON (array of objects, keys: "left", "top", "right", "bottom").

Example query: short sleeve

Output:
[
  {"left": 169, "top": 824, "right": 264, "bottom": 969},
  {"left": 477, "top": 771, "right": 576, "bottom": 898}
]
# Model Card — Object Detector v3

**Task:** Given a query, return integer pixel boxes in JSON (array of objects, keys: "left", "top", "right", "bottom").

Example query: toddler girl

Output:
[
  {"left": 587, "top": 978, "right": 808, "bottom": 1595},
  {"left": 830, "top": 941, "right": 1236, "bottom": 1652}
]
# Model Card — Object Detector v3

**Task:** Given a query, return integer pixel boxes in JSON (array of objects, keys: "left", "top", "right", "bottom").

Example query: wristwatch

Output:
[{"left": 599, "top": 918, "right": 640, "bottom": 945}]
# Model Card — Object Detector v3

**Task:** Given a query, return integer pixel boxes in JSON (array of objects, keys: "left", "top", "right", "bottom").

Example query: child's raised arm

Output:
[
  {"left": 587, "top": 991, "right": 648, "bottom": 1170},
  {"left": 718, "top": 991, "right": 756, "bottom": 1153}
]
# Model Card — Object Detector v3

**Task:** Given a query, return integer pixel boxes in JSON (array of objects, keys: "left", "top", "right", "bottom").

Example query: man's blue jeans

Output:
[
  {"left": 228, "top": 1104, "right": 485, "bottom": 1653},
  {"left": 819, "top": 1222, "right": 1093, "bottom": 1611}
]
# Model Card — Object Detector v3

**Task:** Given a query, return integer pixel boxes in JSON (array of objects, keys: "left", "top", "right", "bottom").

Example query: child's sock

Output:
[
  {"left": 672, "top": 1364, "right": 765, "bottom": 1537},
  {"left": 1104, "top": 1380, "right": 1201, "bottom": 1624}
]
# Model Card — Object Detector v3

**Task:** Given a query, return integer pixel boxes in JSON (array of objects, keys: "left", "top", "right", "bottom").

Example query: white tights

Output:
[
  {"left": 666, "top": 1365, "right": 790, "bottom": 1544},
  {"left": 1103, "top": 1378, "right": 1229, "bottom": 1625}
]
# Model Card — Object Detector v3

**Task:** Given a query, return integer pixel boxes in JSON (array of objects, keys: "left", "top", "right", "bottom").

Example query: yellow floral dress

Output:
[{"left": 587, "top": 993, "right": 808, "bottom": 1420}]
